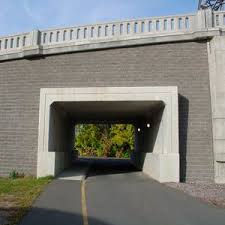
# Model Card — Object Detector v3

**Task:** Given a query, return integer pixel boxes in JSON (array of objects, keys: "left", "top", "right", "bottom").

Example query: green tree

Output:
[
  {"left": 75, "top": 124, "right": 101, "bottom": 156},
  {"left": 110, "top": 124, "right": 134, "bottom": 158},
  {"left": 75, "top": 124, "right": 134, "bottom": 158}
]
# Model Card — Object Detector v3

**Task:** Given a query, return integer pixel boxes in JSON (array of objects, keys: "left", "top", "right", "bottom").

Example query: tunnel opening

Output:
[
  {"left": 37, "top": 87, "right": 179, "bottom": 182},
  {"left": 47, "top": 100, "right": 166, "bottom": 177},
  {"left": 74, "top": 123, "right": 135, "bottom": 159},
  {"left": 74, "top": 122, "right": 136, "bottom": 177}
]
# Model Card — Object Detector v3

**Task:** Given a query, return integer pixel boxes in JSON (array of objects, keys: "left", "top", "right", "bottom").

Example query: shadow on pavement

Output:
[
  {"left": 84, "top": 157, "right": 141, "bottom": 177},
  {"left": 8, "top": 206, "right": 114, "bottom": 225}
]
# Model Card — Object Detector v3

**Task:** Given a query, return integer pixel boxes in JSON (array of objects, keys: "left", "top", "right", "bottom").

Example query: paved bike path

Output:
[{"left": 19, "top": 159, "right": 225, "bottom": 225}]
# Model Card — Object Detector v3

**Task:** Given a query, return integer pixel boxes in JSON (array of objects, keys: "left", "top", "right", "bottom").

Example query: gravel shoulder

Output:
[{"left": 166, "top": 182, "right": 225, "bottom": 208}]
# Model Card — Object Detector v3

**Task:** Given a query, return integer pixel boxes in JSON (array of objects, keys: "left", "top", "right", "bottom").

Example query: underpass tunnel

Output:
[{"left": 48, "top": 101, "right": 165, "bottom": 177}]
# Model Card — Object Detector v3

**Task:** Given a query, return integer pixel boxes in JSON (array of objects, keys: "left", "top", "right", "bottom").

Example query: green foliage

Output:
[
  {"left": 9, "top": 170, "right": 18, "bottom": 179},
  {"left": 9, "top": 170, "right": 24, "bottom": 179},
  {"left": 75, "top": 124, "right": 101, "bottom": 157},
  {"left": 75, "top": 124, "right": 134, "bottom": 158},
  {"left": 0, "top": 176, "right": 52, "bottom": 195},
  {"left": 110, "top": 124, "right": 134, "bottom": 150}
]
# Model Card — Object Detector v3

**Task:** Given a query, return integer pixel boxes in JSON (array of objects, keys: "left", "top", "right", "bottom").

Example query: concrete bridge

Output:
[{"left": 0, "top": 9, "right": 225, "bottom": 183}]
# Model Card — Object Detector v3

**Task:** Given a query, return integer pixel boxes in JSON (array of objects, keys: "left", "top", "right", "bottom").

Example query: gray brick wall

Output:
[{"left": 0, "top": 41, "right": 214, "bottom": 182}]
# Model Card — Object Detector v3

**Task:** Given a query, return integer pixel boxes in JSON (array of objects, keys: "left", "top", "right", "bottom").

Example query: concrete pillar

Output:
[
  {"left": 30, "top": 30, "right": 41, "bottom": 46},
  {"left": 196, "top": 9, "right": 213, "bottom": 30},
  {"left": 208, "top": 35, "right": 225, "bottom": 183}
]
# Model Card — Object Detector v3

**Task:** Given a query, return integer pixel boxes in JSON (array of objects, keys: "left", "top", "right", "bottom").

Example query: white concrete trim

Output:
[
  {"left": 37, "top": 87, "right": 179, "bottom": 183},
  {"left": 207, "top": 36, "right": 225, "bottom": 183},
  {"left": 142, "top": 153, "right": 180, "bottom": 183}
]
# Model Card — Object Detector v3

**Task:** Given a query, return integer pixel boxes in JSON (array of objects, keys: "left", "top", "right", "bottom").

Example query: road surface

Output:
[{"left": 19, "top": 159, "right": 225, "bottom": 225}]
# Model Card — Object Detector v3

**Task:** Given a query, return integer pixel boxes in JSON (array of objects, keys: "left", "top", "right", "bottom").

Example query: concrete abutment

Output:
[{"left": 37, "top": 87, "right": 179, "bottom": 183}]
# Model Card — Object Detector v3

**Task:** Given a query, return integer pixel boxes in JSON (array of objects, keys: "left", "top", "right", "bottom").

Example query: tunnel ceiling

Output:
[{"left": 53, "top": 101, "right": 163, "bottom": 123}]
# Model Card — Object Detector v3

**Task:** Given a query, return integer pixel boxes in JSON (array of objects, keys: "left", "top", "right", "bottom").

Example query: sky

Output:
[{"left": 1, "top": 0, "right": 198, "bottom": 36}]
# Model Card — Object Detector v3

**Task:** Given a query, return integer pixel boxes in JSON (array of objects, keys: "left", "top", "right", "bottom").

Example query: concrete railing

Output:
[
  {"left": 214, "top": 11, "right": 225, "bottom": 27},
  {"left": 39, "top": 14, "right": 195, "bottom": 46},
  {"left": 0, "top": 32, "right": 31, "bottom": 51},
  {"left": 0, "top": 9, "right": 224, "bottom": 60}
]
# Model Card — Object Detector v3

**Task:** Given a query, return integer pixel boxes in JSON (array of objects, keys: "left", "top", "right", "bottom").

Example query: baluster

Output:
[
  {"left": 178, "top": 18, "right": 182, "bottom": 30},
  {"left": 105, "top": 25, "right": 109, "bottom": 37},
  {"left": 219, "top": 14, "right": 224, "bottom": 26},
  {"left": 185, "top": 17, "right": 190, "bottom": 29},
  {"left": 4, "top": 39, "right": 8, "bottom": 49},
  {"left": 112, "top": 24, "right": 116, "bottom": 36},
  {"left": 174, "top": 18, "right": 179, "bottom": 31},
  {"left": 90, "top": 27, "right": 94, "bottom": 38},
  {"left": 107, "top": 24, "right": 112, "bottom": 37},
  {"left": 164, "top": 19, "right": 168, "bottom": 31},
  {"left": 215, "top": 14, "right": 220, "bottom": 26},
  {"left": 144, "top": 20, "right": 148, "bottom": 33},
  {"left": 119, "top": 23, "right": 124, "bottom": 35},
  {"left": 134, "top": 22, "right": 139, "bottom": 34}
]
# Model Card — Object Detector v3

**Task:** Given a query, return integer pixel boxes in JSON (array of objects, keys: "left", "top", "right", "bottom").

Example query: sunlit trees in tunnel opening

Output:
[{"left": 74, "top": 124, "right": 135, "bottom": 158}]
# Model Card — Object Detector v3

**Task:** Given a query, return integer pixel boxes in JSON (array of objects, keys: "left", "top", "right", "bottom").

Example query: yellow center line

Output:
[{"left": 81, "top": 179, "right": 89, "bottom": 225}]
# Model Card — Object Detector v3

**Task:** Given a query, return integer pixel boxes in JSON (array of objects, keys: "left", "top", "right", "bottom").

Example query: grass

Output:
[{"left": 0, "top": 176, "right": 53, "bottom": 225}]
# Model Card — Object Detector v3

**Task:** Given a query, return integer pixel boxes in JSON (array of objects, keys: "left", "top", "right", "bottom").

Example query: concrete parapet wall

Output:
[{"left": 0, "top": 9, "right": 225, "bottom": 61}]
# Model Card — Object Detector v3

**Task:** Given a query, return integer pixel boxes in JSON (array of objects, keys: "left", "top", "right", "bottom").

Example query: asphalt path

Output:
[{"left": 19, "top": 159, "right": 225, "bottom": 225}]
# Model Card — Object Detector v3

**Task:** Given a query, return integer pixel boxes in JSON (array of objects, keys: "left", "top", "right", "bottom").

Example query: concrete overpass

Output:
[{"left": 0, "top": 9, "right": 225, "bottom": 183}]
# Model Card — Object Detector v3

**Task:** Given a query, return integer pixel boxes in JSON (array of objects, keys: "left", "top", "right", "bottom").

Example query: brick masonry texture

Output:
[{"left": 0, "top": 41, "right": 214, "bottom": 182}]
